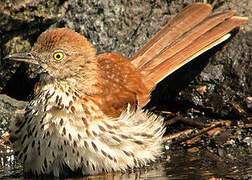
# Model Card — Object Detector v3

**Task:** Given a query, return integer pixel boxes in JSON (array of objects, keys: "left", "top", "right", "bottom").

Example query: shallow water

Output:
[{"left": 1, "top": 147, "right": 251, "bottom": 180}]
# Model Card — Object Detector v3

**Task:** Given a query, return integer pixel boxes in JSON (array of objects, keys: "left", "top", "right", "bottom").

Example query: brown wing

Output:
[
  {"left": 93, "top": 3, "right": 247, "bottom": 116},
  {"left": 95, "top": 53, "right": 149, "bottom": 117}
]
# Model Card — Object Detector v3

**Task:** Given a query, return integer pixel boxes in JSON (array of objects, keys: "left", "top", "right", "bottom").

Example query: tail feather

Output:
[
  {"left": 130, "top": 3, "right": 247, "bottom": 94},
  {"left": 136, "top": 10, "right": 236, "bottom": 73},
  {"left": 131, "top": 3, "right": 212, "bottom": 68},
  {"left": 143, "top": 16, "right": 247, "bottom": 91}
]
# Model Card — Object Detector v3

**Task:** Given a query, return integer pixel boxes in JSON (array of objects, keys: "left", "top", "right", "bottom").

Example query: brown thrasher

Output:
[{"left": 4, "top": 3, "right": 247, "bottom": 177}]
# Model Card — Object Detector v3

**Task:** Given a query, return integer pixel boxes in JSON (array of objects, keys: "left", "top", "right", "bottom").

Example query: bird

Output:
[{"left": 4, "top": 3, "right": 247, "bottom": 177}]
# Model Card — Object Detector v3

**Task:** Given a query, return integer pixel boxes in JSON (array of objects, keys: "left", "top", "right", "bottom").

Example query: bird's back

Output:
[{"left": 95, "top": 53, "right": 150, "bottom": 117}]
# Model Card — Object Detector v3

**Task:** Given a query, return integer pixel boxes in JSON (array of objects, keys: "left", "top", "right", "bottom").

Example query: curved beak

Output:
[{"left": 3, "top": 52, "right": 40, "bottom": 65}]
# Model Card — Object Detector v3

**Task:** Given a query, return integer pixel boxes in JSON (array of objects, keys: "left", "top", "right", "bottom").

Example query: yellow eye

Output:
[{"left": 53, "top": 52, "right": 64, "bottom": 61}]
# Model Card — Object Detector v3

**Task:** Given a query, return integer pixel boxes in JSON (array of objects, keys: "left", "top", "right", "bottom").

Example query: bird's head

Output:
[{"left": 4, "top": 28, "right": 97, "bottom": 81}]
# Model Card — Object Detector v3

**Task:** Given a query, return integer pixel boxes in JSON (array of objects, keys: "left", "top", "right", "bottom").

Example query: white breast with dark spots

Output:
[{"left": 11, "top": 81, "right": 165, "bottom": 177}]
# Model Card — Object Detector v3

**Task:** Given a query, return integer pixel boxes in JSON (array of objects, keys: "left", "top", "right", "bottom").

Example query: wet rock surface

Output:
[
  {"left": 0, "top": 94, "right": 27, "bottom": 132},
  {"left": 0, "top": 0, "right": 251, "bottom": 179}
]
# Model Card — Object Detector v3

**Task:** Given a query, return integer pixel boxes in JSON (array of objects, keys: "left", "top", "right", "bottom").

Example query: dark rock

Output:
[{"left": 0, "top": 94, "right": 27, "bottom": 133}]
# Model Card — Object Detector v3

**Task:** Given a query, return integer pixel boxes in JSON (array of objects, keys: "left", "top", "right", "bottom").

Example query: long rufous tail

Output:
[{"left": 130, "top": 3, "right": 247, "bottom": 106}]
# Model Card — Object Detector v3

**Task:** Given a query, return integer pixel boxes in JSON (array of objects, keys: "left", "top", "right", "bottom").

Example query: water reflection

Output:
[{"left": 1, "top": 148, "right": 251, "bottom": 179}]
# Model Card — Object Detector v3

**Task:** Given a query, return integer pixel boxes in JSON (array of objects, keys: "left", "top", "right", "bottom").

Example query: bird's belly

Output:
[{"left": 9, "top": 82, "right": 165, "bottom": 177}]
